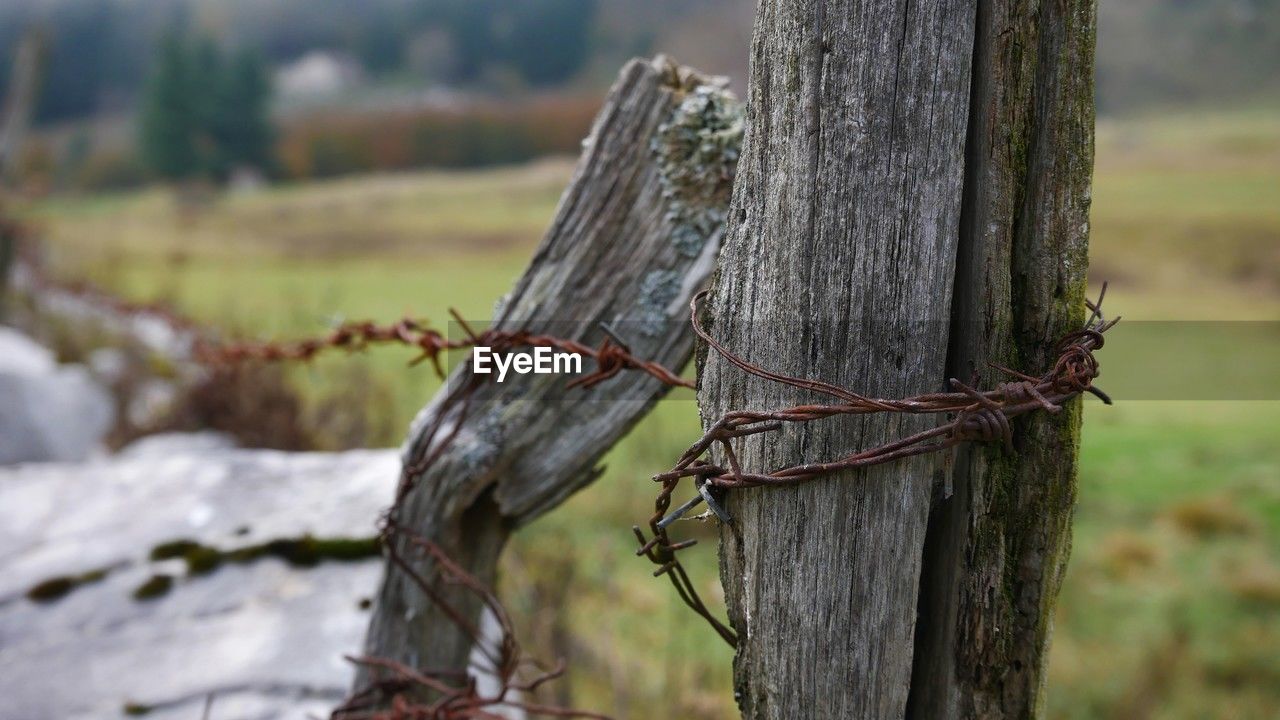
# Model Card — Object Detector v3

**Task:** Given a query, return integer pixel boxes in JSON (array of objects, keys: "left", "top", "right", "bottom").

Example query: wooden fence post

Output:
[
  {"left": 697, "top": 0, "right": 1094, "bottom": 717},
  {"left": 0, "top": 31, "right": 44, "bottom": 184},
  {"left": 909, "top": 0, "right": 1096, "bottom": 716},
  {"left": 1, "top": 30, "right": 46, "bottom": 314},
  {"left": 357, "top": 56, "right": 742, "bottom": 690}
]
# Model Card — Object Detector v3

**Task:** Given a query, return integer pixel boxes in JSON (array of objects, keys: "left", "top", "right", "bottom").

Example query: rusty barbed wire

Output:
[
  {"left": 333, "top": 526, "right": 613, "bottom": 720},
  {"left": 634, "top": 285, "right": 1117, "bottom": 647},
  {"left": 16, "top": 256, "right": 206, "bottom": 334},
  {"left": 14, "top": 257, "right": 639, "bottom": 718},
  {"left": 14, "top": 252, "right": 690, "bottom": 392},
  {"left": 19, "top": 249, "right": 1116, "bottom": 696},
  {"left": 197, "top": 311, "right": 693, "bottom": 392},
  {"left": 341, "top": 311, "right": 694, "bottom": 716}
]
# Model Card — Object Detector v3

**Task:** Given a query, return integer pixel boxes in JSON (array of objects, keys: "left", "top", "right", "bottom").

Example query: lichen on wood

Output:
[{"left": 651, "top": 82, "right": 743, "bottom": 258}]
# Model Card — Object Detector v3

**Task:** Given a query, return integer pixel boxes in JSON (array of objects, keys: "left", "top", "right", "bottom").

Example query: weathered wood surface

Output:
[
  {"left": 1, "top": 30, "right": 45, "bottom": 306},
  {"left": 907, "top": 0, "right": 1097, "bottom": 717},
  {"left": 700, "top": 0, "right": 1095, "bottom": 717},
  {"left": 698, "top": 0, "right": 976, "bottom": 716},
  {"left": 357, "top": 56, "right": 742, "bottom": 688}
]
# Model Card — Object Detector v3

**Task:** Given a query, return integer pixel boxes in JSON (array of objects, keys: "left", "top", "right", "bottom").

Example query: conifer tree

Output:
[
  {"left": 138, "top": 34, "right": 198, "bottom": 180},
  {"left": 139, "top": 34, "right": 274, "bottom": 183},
  {"left": 217, "top": 49, "right": 273, "bottom": 174}
]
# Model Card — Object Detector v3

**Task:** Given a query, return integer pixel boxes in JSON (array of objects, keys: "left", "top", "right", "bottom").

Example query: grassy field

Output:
[{"left": 14, "top": 107, "right": 1280, "bottom": 718}]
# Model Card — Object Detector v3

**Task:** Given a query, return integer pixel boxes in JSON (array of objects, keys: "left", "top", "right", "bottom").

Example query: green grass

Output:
[
  {"left": 14, "top": 107, "right": 1280, "bottom": 718},
  {"left": 1050, "top": 402, "right": 1280, "bottom": 720},
  {"left": 19, "top": 162, "right": 573, "bottom": 434},
  {"left": 1090, "top": 106, "right": 1280, "bottom": 320}
]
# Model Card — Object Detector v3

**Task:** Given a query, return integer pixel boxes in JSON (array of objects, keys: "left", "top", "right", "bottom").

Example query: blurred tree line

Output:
[
  {"left": 366, "top": 0, "right": 596, "bottom": 87},
  {"left": 4, "top": 0, "right": 1276, "bottom": 129},
  {"left": 1098, "top": 0, "right": 1280, "bottom": 110},
  {"left": 276, "top": 98, "right": 598, "bottom": 179},
  {"left": 139, "top": 35, "right": 273, "bottom": 182},
  {"left": 2, "top": 0, "right": 1278, "bottom": 194},
  {"left": 0, "top": 0, "right": 599, "bottom": 127}
]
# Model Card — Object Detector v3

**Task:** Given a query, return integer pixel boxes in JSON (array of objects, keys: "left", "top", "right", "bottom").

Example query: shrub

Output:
[{"left": 277, "top": 95, "right": 598, "bottom": 179}]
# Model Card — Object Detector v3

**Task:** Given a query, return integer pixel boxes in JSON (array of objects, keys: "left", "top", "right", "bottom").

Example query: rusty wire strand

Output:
[
  {"left": 633, "top": 286, "right": 1116, "bottom": 647},
  {"left": 16, "top": 252, "right": 691, "bottom": 392},
  {"left": 197, "top": 314, "right": 693, "bottom": 392},
  {"left": 333, "top": 527, "right": 614, "bottom": 720},
  {"left": 25, "top": 252, "right": 1115, "bottom": 699},
  {"left": 18, "top": 259, "right": 632, "bottom": 718}
]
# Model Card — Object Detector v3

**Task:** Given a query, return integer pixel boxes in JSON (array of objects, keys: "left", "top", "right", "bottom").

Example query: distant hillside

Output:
[
  {"left": 1, "top": 0, "right": 1277, "bottom": 126},
  {"left": 1097, "top": 0, "right": 1280, "bottom": 111}
]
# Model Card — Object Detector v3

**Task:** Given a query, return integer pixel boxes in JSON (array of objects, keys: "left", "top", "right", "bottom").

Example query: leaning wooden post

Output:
[
  {"left": 697, "top": 0, "right": 1095, "bottom": 717},
  {"left": 357, "top": 56, "right": 741, "bottom": 688}
]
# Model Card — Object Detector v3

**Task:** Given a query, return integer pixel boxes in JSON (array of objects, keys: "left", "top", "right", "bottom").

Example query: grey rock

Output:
[
  {"left": 125, "top": 377, "right": 181, "bottom": 428},
  {"left": 0, "top": 326, "right": 55, "bottom": 374},
  {"left": 0, "top": 363, "right": 116, "bottom": 465},
  {"left": 0, "top": 445, "right": 399, "bottom": 720},
  {"left": 86, "top": 346, "right": 130, "bottom": 384},
  {"left": 120, "top": 431, "right": 238, "bottom": 459}
]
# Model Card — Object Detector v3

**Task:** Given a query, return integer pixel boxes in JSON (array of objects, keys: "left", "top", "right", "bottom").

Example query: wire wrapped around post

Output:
[{"left": 635, "top": 285, "right": 1116, "bottom": 646}]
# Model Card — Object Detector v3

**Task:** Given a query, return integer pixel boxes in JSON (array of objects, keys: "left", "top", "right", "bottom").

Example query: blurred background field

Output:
[{"left": 3, "top": 1, "right": 1279, "bottom": 718}]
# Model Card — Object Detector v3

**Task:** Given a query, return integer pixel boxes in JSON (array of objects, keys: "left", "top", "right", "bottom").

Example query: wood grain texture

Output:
[
  {"left": 697, "top": 0, "right": 976, "bottom": 717},
  {"left": 356, "top": 56, "right": 741, "bottom": 690},
  {"left": 907, "top": 0, "right": 1097, "bottom": 717}
]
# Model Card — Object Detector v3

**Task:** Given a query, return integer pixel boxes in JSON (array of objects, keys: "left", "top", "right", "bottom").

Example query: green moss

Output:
[
  {"left": 149, "top": 539, "right": 202, "bottom": 561},
  {"left": 256, "top": 538, "right": 320, "bottom": 566},
  {"left": 150, "top": 534, "right": 381, "bottom": 574},
  {"left": 132, "top": 574, "right": 173, "bottom": 600},
  {"left": 308, "top": 536, "right": 382, "bottom": 562},
  {"left": 26, "top": 565, "right": 114, "bottom": 603},
  {"left": 151, "top": 538, "right": 222, "bottom": 575},
  {"left": 232, "top": 535, "right": 380, "bottom": 566},
  {"left": 26, "top": 577, "right": 76, "bottom": 602},
  {"left": 80, "top": 568, "right": 110, "bottom": 583},
  {"left": 184, "top": 546, "right": 224, "bottom": 575}
]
